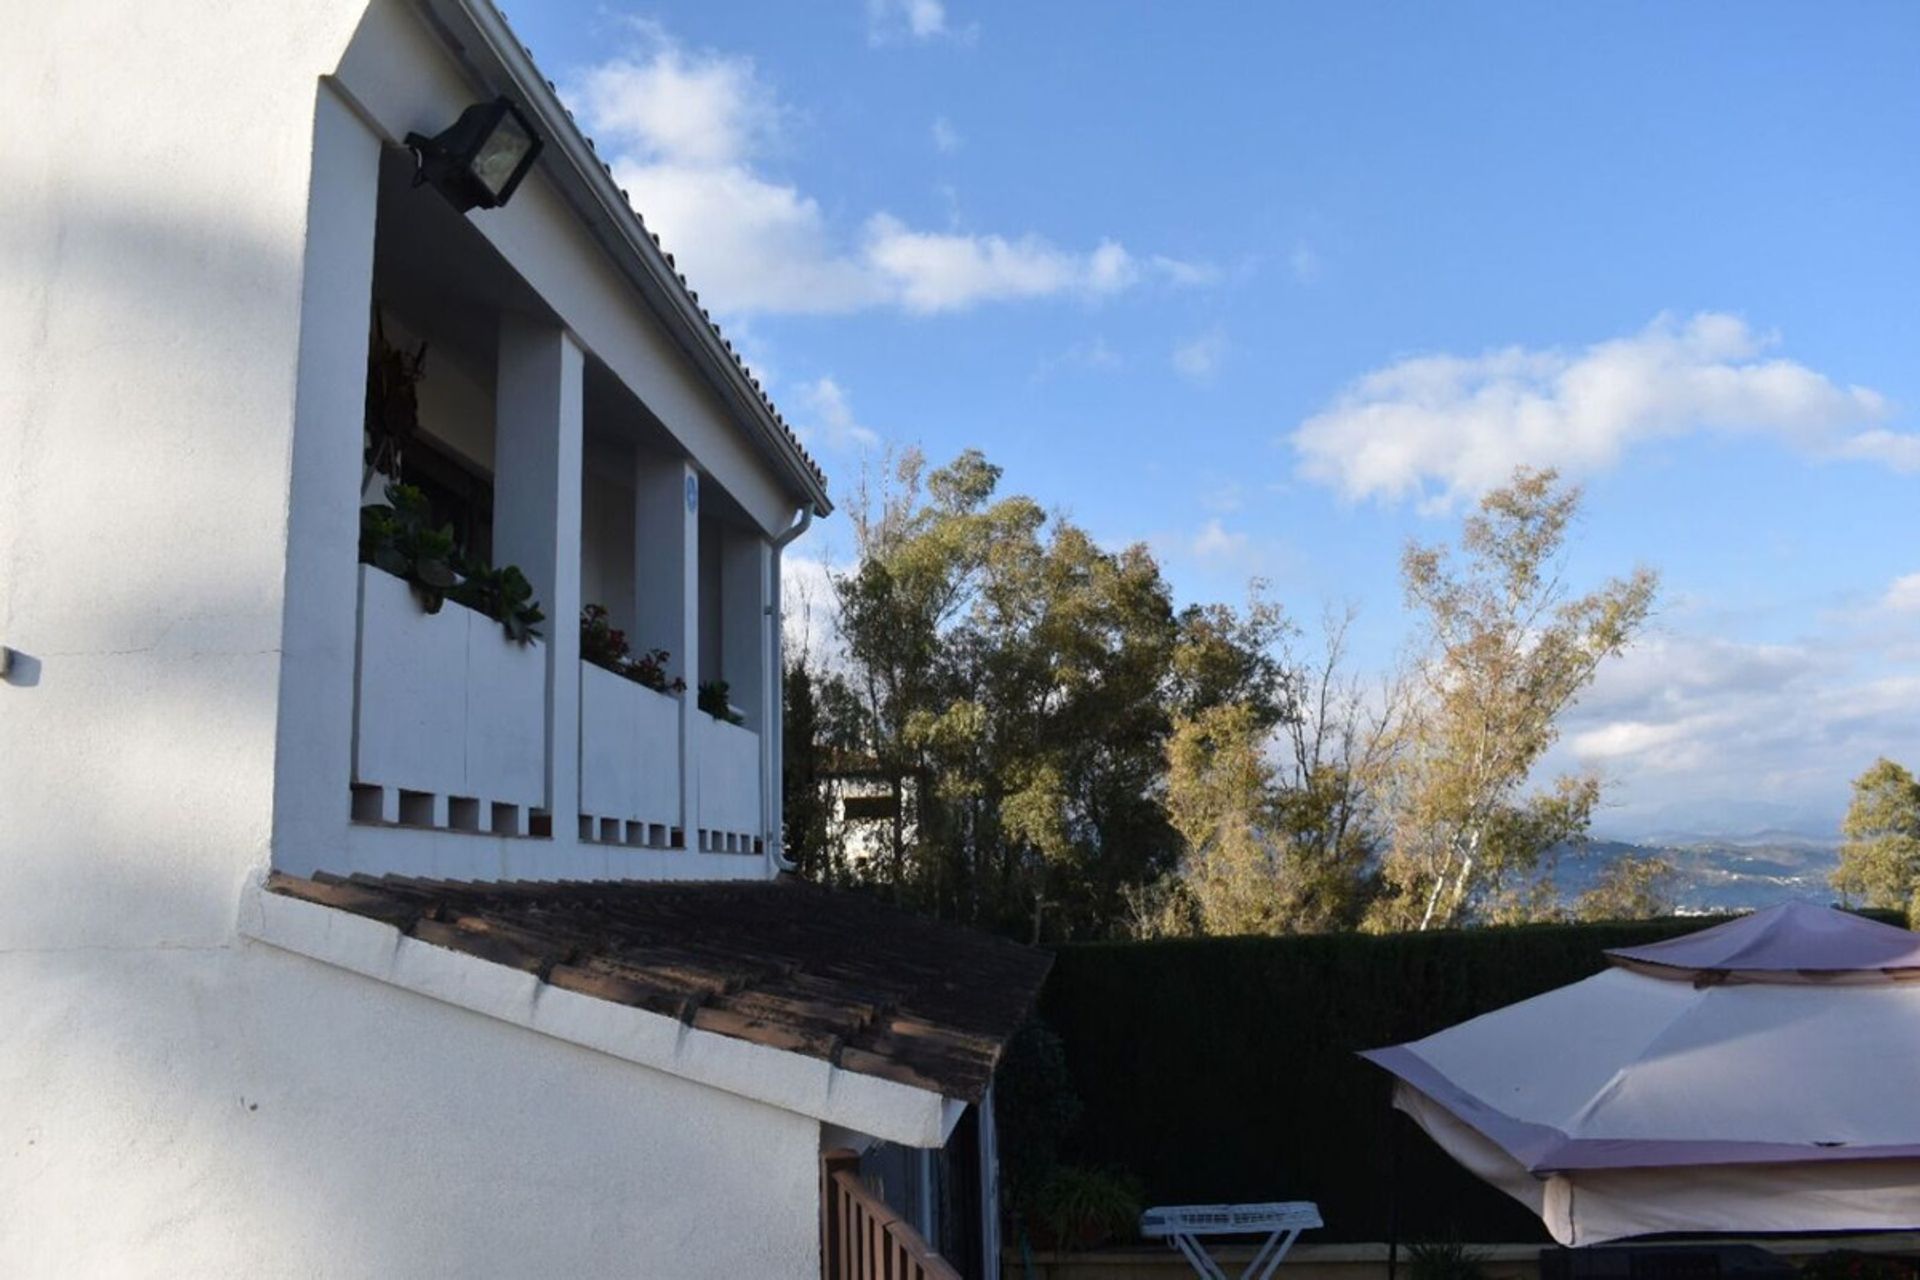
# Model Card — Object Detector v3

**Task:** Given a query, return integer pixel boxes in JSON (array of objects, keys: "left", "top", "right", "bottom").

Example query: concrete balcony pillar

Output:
[
  {"left": 634, "top": 458, "right": 699, "bottom": 846},
  {"left": 494, "top": 315, "right": 584, "bottom": 837},
  {"left": 270, "top": 87, "right": 382, "bottom": 877},
  {"left": 720, "top": 532, "right": 773, "bottom": 736}
]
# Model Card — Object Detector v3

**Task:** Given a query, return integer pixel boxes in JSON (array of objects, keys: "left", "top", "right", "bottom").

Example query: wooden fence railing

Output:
[{"left": 821, "top": 1148, "right": 963, "bottom": 1280}]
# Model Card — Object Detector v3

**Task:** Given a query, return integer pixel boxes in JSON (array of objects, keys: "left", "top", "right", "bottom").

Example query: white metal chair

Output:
[{"left": 1139, "top": 1201, "right": 1323, "bottom": 1280}]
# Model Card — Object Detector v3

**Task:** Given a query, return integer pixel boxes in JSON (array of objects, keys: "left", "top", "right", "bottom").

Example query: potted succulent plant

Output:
[
  {"left": 577, "top": 604, "right": 683, "bottom": 837},
  {"left": 698, "top": 679, "right": 745, "bottom": 725},
  {"left": 353, "top": 482, "right": 547, "bottom": 814},
  {"left": 360, "top": 482, "right": 544, "bottom": 643},
  {"left": 359, "top": 483, "right": 457, "bottom": 612}
]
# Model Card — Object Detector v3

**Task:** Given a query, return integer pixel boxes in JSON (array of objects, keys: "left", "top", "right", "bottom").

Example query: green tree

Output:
[
  {"left": 1370, "top": 468, "right": 1658, "bottom": 931},
  {"left": 1830, "top": 758, "right": 1920, "bottom": 913},
  {"left": 1165, "top": 702, "right": 1291, "bottom": 935},
  {"left": 781, "top": 659, "right": 867, "bottom": 880},
  {"left": 781, "top": 660, "right": 829, "bottom": 877},
  {"left": 1573, "top": 854, "right": 1680, "bottom": 922},
  {"left": 829, "top": 448, "right": 1203, "bottom": 940},
  {"left": 1147, "top": 604, "right": 1391, "bottom": 938},
  {"left": 1271, "top": 607, "right": 1397, "bottom": 930}
]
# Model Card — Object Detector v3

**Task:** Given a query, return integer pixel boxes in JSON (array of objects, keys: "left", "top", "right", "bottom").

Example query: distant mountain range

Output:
[{"left": 1558, "top": 835, "right": 1843, "bottom": 914}]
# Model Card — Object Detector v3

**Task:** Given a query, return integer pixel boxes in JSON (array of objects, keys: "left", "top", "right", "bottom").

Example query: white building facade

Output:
[{"left": 0, "top": 3, "right": 1035, "bottom": 1275}]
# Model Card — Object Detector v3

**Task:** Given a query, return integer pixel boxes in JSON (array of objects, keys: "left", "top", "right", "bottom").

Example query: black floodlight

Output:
[{"left": 405, "top": 97, "right": 543, "bottom": 213}]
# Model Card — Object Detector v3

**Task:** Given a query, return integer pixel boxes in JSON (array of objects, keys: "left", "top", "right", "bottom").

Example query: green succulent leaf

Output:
[{"left": 416, "top": 558, "right": 456, "bottom": 589}]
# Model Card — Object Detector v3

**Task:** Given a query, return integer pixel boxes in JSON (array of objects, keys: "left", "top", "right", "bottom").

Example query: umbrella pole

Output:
[{"left": 1387, "top": 1105, "right": 1401, "bottom": 1280}]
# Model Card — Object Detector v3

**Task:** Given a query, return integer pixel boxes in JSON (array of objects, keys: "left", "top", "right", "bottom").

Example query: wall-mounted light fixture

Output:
[{"left": 405, "top": 97, "right": 544, "bottom": 213}]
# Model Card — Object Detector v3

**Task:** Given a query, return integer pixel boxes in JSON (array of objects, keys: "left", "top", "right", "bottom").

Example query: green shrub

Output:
[
  {"left": 1409, "top": 1238, "right": 1488, "bottom": 1280},
  {"left": 1800, "top": 1252, "right": 1919, "bottom": 1280},
  {"left": 995, "top": 1021, "right": 1083, "bottom": 1218},
  {"left": 1040, "top": 915, "right": 1905, "bottom": 1243},
  {"left": 1032, "top": 1165, "right": 1144, "bottom": 1251}
]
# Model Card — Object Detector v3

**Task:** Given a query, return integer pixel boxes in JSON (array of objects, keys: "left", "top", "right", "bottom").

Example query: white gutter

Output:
[
  {"left": 765, "top": 505, "right": 815, "bottom": 874},
  {"left": 427, "top": 0, "right": 833, "bottom": 517}
]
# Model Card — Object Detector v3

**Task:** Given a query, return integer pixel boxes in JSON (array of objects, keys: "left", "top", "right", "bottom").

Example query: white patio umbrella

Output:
[{"left": 1362, "top": 902, "right": 1920, "bottom": 1245}]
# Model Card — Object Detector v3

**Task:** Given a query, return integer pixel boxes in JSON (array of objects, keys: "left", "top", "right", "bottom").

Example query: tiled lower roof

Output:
[{"left": 266, "top": 872, "right": 1050, "bottom": 1103}]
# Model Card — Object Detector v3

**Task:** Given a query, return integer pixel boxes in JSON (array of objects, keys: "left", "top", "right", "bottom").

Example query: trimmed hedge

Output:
[{"left": 1039, "top": 913, "right": 1902, "bottom": 1245}]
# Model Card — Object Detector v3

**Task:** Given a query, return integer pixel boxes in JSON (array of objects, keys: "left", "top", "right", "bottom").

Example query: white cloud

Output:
[
  {"left": 1190, "top": 517, "right": 1249, "bottom": 561},
  {"left": 1172, "top": 328, "right": 1228, "bottom": 383},
  {"left": 1292, "top": 312, "right": 1905, "bottom": 508},
  {"left": 1841, "top": 429, "right": 1920, "bottom": 473},
  {"left": 1542, "top": 631, "right": 1920, "bottom": 840},
  {"left": 1884, "top": 573, "right": 1920, "bottom": 615},
  {"left": 863, "top": 216, "right": 1136, "bottom": 311},
  {"left": 569, "top": 22, "right": 779, "bottom": 167},
  {"left": 794, "top": 376, "right": 881, "bottom": 451},
  {"left": 609, "top": 160, "right": 883, "bottom": 313},
  {"left": 1288, "top": 240, "right": 1322, "bottom": 283},
  {"left": 1146, "top": 517, "right": 1299, "bottom": 582},
  {"left": 931, "top": 115, "right": 963, "bottom": 153},
  {"left": 567, "top": 24, "right": 1156, "bottom": 316},
  {"left": 1152, "top": 255, "right": 1221, "bottom": 287},
  {"left": 867, "top": 0, "right": 973, "bottom": 45},
  {"left": 1034, "top": 337, "right": 1123, "bottom": 380},
  {"left": 1199, "top": 480, "right": 1244, "bottom": 513}
]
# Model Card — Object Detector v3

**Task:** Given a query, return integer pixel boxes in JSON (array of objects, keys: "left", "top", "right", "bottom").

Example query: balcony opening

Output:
[
  {"left": 347, "top": 144, "right": 557, "bottom": 838},
  {"left": 694, "top": 492, "right": 767, "bottom": 853},
  {"left": 576, "top": 372, "right": 689, "bottom": 847}
]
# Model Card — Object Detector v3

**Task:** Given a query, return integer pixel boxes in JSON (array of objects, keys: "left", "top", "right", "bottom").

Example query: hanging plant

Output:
[
  {"left": 364, "top": 311, "right": 427, "bottom": 487},
  {"left": 359, "top": 483, "right": 457, "bottom": 612},
  {"left": 698, "top": 679, "right": 745, "bottom": 725}
]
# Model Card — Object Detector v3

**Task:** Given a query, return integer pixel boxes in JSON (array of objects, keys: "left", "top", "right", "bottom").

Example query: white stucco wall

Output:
[
  {"left": 0, "top": 1, "right": 830, "bottom": 1274},
  {"left": 0, "top": 940, "right": 822, "bottom": 1277}
]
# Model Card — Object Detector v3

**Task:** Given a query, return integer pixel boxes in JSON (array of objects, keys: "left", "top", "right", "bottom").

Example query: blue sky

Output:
[{"left": 510, "top": 0, "right": 1920, "bottom": 839}]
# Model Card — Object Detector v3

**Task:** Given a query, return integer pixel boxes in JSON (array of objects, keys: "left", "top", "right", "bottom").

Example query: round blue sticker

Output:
[{"left": 685, "top": 472, "right": 699, "bottom": 514}]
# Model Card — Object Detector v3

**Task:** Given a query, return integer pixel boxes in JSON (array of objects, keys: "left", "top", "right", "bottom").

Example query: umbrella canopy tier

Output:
[
  {"left": 1364, "top": 973, "right": 1920, "bottom": 1172},
  {"left": 1605, "top": 901, "right": 1920, "bottom": 982},
  {"left": 1362, "top": 904, "right": 1920, "bottom": 1243}
]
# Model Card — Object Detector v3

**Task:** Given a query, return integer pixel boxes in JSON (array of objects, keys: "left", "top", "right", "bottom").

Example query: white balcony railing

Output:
[
  {"left": 351, "top": 565, "right": 765, "bottom": 855},
  {"left": 577, "top": 660, "right": 681, "bottom": 846},
  {"left": 352, "top": 564, "right": 546, "bottom": 833},
  {"left": 695, "top": 715, "right": 761, "bottom": 851}
]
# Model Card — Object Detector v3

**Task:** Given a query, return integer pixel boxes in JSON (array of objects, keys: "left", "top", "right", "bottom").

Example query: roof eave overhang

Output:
[
  {"left": 240, "top": 874, "right": 957, "bottom": 1147},
  {"left": 417, "top": 0, "right": 833, "bottom": 517}
]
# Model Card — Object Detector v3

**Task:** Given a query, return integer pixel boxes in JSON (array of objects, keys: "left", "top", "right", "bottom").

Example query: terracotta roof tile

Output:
[{"left": 266, "top": 872, "right": 1050, "bottom": 1103}]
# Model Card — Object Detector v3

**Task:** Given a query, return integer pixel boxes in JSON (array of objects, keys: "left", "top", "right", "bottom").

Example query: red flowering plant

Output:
[
  {"left": 627, "top": 647, "right": 679, "bottom": 694},
  {"left": 580, "top": 605, "right": 684, "bottom": 695}
]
